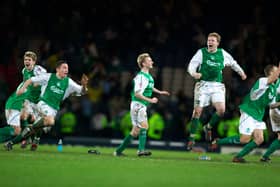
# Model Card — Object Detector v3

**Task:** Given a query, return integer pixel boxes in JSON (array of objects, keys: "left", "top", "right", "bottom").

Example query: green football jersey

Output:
[
  {"left": 199, "top": 48, "right": 224, "bottom": 82},
  {"left": 40, "top": 74, "right": 69, "bottom": 110},
  {"left": 239, "top": 78, "right": 280, "bottom": 121},
  {"left": 131, "top": 71, "right": 154, "bottom": 106},
  {"left": 22, "top": 65, "right": 45, "bottom": 103},
  {"left": 5, "top": 83, "right": 27, "bottom": 110}
]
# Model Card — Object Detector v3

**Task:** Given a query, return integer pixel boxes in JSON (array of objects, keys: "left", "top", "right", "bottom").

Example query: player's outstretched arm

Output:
[{"left": 153, "top": 88, "right": 170, "bottom": 96}]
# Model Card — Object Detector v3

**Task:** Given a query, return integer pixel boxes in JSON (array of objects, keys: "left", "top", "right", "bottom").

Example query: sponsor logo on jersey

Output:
[
  {"left": 206, "top": 60, "right": 219, "bottom": 67},
  {"left": 50, "top": 85, "right": 64, "bottom": 94}
]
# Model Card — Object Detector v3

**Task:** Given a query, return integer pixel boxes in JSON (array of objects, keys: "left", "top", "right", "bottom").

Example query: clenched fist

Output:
[{"left": 81, "top": 74, "right": 89, "bottom": 86}]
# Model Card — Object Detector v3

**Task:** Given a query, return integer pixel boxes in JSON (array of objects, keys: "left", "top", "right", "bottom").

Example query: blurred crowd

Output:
[{"left": 0, "top": 0, "right": 279, "bottom": 142}]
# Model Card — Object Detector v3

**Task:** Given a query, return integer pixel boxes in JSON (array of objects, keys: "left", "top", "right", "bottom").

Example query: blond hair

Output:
[
  {"left": 137, "top": 53, "right": 150, "bottom": 68},
  {"left": 24, "top": 51, "right": 37, "bottom": 62},
  {"left": 208, "top": 32, "right": 221, "bottom": 43}
]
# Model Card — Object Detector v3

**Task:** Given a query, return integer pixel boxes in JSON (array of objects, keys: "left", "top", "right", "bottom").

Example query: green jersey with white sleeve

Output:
[
  {"left": 5, "top": 83, "right": 28, "bottom": 110},
  {"left": 188, "top": 47, "right": 245, "bottom": 82},
  {"left": 131, "top": 71, "right": 154, "bottom": 106},
  {"left": 239, "top": 78, "right": 280, "bottom": 121},
  {"left": 22, "top": 65, "right": 47, "bottom": 103},
  {"left": 30, "top": 73, "right": 83, "bottom": 110}
]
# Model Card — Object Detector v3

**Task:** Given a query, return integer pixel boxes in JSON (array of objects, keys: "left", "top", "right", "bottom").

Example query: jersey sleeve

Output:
[
  {"left": 187, "top": 49, "right": 202, "bottom": 76},
  {"left": 222, "top": 49, "right": 245, "bottom": 75},
  {"left": 31, "top": 73, "right": 50, "bottom": 86},
  {"left": 133, "top": 74, "right": 149, "bottom": 94},
  {"left": 34, "top": 65, "right": 47, "bottom": 76},
  {"left": 63, "top": 78, "right": 83, "bottom": 98},
  {"left": 250, "top": 77, "right": 268, "bottom": 100}
]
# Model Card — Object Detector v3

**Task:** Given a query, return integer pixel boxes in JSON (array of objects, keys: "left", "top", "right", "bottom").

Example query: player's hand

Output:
[
  {"left": 150, "top": 97, "right": 158, "bottom": 104},
  {"left": 81, "top": 74, "right": 89, "bottom": 86},
  {"left": 192, "top": 72, "right": 202, "bottom": 80},
  {"left": 240, "top": 73, "right": 247, "bottom": 80}
]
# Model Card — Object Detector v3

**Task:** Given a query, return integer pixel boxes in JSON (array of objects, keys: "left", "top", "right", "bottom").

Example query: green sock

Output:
[
  {"left": 217, "top": 135, "right": 240, "bottom": 145},
  {"left": 208, "top": 113, "right": 221, "bottom": 128},
  {"left": 236, "top": 141, "right": 258, "bottom": 158},
  {"left": 115, "top": 134, "right": 133, "bottom": 153},
  {"left": 32, "top": 118, "right": 44, "bottom": 130},
  {"left": 33, "top": 129, "right": 44, "bottom": 144},
  {"left": 11, "top": 125, "right": 35, "bottom": 144},
  {"left": 138, "top": 128, "right": 147, "bottom": 151},
  {"left": 0, "top": 126, "right": 15, "bottom": 143},
  {"left": 0, "top": 126, "right": 15, "bottom": 136},
  {"left": 189, "top": 118, "right": 199, "bottom": 141},
  {"left": 263, "top": 139, "right": 280, "bottom": 158},
  {"left": 21, "top": 119, "right": 29, "bottom": 128},
  {"left": 11, "top": 134, "right": 23, "bottom": 144},
  {"left": 0, "top": 135, "right": 12, "bottom": 143}
]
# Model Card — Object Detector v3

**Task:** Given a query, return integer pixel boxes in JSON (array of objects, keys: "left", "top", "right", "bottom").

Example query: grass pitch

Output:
[{"left": 0, "top": 144, "right": 279, "bottom": 187}]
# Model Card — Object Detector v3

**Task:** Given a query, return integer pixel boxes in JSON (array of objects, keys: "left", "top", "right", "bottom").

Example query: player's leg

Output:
[
  {"left": 187, "top": 108, "right": 202, "bottom": 150},
  {"left": 114, "top": 126, "right": 138, "bottom": 156},
  {"left": 20, "top": 101, "right": 35, "bottom": 147},
  {"left": 5, "top": 116, "right": 49, "bottom": 149},
  {"left": 187, "top": 82, "right": 208, "bottom": 150},
  {"left": 204, "top": 86, "right": 225, "bottom": 142},
  {"left": 261, "top": 123, "right": 280, "bottom": 162},
  {"left": 135, "top": 106, "right": 151, "bottom": 156},
  {"left": 1, "top": 110, "right": 21, "bottom": 143},
  {"left": 233, "top": 127, "right": 265, "bottom": 163},
  {"left": 114, "top": 103, "right": 140, "bottom": 156}
]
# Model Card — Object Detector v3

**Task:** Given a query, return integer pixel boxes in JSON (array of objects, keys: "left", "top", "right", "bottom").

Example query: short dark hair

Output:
[
  {"left": 56, "top": 60, "right": 67, "bottom": 68},
  {"left": 264, "top": 64, "right": 276, "bottom": 76}
]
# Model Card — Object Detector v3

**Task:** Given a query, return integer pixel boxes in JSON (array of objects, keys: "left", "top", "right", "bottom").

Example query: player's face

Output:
[
  {"left": 56, "top": 63, "right": 69, "bottom": 78},
  {"left": 207, "top": 36, "right": 219, "bottom": 52},
  {"left": 24, "top": 56, "right": 35, "bottom": 71},
  {"left": 143, "top": 57, "right": 154, "bottom": 69},
  {"left": 270, "top": 66, "right": 280, "bottom": 79}
]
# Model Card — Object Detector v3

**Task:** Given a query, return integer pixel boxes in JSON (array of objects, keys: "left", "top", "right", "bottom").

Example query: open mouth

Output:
[{"left": 25, "top": 64, "right": 31, "bottom": 68}]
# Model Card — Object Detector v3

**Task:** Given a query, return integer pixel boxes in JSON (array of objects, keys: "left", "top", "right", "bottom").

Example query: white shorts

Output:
[
  {"left": 239, "top": 111, "right": 266, "bottom": 135},
  {"left": 5, "top": 109, "right": 21, "bottom": 127},
  {"left": 130, "top": 101, "right": 147, "bottom": 128},
  {"left": 36, "top": 101, "right": 57, "bottom": 118},
  {"left": 269, "top": 109, "right": 280, "bottom": 132},
  {"left": 194, "top": 81, "right": 225, "bottom": 107},
  {"left": 23, "top": 100, "right": 40, "bottom": 120}
]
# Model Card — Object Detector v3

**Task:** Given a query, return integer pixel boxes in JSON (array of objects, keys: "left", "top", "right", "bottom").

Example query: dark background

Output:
[{"left": 0, "top": 0, "right": 279, "bottom": 143}]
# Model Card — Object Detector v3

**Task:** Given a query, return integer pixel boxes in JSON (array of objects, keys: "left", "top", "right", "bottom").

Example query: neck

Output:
[
  {"left": 56, "top": 73, "right": 63, "bottom": 79},
  {"left": 207, "top": 48, "right": 217, "bottom": 53},
  {"left": 141, "top": 68, "right": 149, "bottom": 73}
]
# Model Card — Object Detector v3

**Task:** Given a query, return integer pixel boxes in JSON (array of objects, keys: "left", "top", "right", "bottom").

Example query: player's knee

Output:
[
  {"left": 277, "top": 132, "right": 280, "bottom": 140},
  {"left": 254, "top": 137, "right": 264, "bottom": 145},
  {"left": 131, "top": 127, "right": 140, "bottom": 137},
  {"left": 240, "top": 136, "right": 251, "bottom": 144},
  {"left": 44, "top": 116, "right": 55, "bottom": 126},
  {"left": 216, "top": 108, "right": 225, "bottom": 116},
  {"left": 13, "top": 126, "right": 22, "bottom": 135}
]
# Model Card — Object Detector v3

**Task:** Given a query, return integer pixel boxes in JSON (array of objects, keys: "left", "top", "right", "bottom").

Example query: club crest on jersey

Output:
[{"left": 269, "top": 92, "right": 274, "bottom": 100}]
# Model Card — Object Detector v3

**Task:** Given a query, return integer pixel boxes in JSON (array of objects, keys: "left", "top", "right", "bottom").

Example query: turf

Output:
[{"left": 0, "top": 145, "right": 279, "bottom": 187}]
